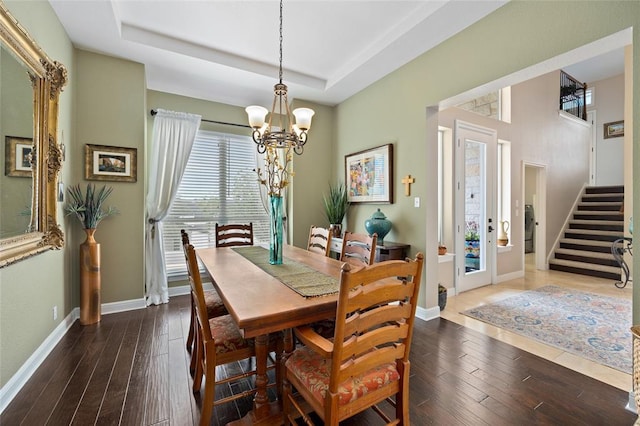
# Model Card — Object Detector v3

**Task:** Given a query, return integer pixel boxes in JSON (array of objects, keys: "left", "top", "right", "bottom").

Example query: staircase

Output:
[{"left": 549, "top": 185, "right": 624, "bottom": 280}]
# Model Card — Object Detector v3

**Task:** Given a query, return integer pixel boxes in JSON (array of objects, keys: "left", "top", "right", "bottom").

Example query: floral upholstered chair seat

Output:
[
  {"left": 204, "top": 289, "right": 228, "bottom": 318},
  {"left": 286, "top": 345, "right": 400, "bottom": 406},
  {"left": 209, "top": 315, "right": 252, "bottom": 354}
]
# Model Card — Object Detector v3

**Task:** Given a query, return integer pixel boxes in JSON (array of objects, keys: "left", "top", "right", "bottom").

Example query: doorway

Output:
[
  {"left": 523, "top": 162, "right": 547, "bottom": 271},
  {"left": 455, "top": 120, "right": 497, "bottom": 292}
]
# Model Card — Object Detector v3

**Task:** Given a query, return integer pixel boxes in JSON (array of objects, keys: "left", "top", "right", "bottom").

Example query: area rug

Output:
[{"left": 461, "top": 285, "right": 632, "bottom": 374}]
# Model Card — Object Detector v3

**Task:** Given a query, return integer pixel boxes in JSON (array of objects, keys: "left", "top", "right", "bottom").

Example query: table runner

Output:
[{"left": 231, "top": 246, "right": 339, "bottom": 298}]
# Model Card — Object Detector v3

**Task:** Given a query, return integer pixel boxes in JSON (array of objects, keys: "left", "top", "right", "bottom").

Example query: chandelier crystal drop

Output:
[{"left": 245, "top": 0, "right": 314, "bottom": 155}]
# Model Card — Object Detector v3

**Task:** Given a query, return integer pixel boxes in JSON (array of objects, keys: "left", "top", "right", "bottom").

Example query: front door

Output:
[{"left": 455, "top": 120, "right": 497, "bottom": 292}]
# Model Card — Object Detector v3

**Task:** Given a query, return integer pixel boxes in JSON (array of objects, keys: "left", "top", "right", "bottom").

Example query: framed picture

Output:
[
  {"left": 604, "top": 120, "right": 624, "bottom": 139},
  {"left": 85, "top": 144, "right": 137, "bottom": 182},
  {"left": 5, "top": 136, "right": 33, "bottom": 177},
  {"left": 345, "top": 143, "right": 393, "bottom": 204}
]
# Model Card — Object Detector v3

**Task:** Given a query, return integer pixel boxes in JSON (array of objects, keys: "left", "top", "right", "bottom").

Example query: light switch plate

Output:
[{"left": 414, "top": 197, "right": 420, "bottom": 208}]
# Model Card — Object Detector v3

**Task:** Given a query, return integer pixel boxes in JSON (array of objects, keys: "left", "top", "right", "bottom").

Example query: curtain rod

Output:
[{"left": 149, "top": 109, "right": 250, "bottom": 129}]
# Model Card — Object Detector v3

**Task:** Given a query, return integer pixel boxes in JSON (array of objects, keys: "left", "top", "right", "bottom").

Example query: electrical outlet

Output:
[{"left": 53, "top": 306, "right": 58, "bottom": 321}]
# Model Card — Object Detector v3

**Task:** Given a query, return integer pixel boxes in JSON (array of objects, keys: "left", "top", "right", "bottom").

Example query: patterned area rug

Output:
[{"left": 462, "top": 285, "right": 632, "bottom": 373}]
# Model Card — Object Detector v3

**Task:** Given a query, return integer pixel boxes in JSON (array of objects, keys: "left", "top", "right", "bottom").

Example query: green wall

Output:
[
  {"left": 0, "top": 0, "right": 74, "bottom": 387},
  {"left": 333, "top": 1, "right": 639, "bottom": 312},
  {"left": 1, "top": 0, "right": 639, "bottom": 392},
  {"left": 72, "top": 50, "right": 146, "bottom": 305}
]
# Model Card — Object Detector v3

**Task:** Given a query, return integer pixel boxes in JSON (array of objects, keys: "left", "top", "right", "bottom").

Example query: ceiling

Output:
[
  {"left": 49, "top": 0, "right": 510, "bottom": 108},
  {"left": 48, "top": 0, "right": 624, "bottom": 110}
]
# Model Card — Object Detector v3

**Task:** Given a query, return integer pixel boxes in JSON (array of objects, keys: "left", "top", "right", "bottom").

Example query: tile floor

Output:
[{"left": 440, "top": 253, "right": 633, "bottom": 391}]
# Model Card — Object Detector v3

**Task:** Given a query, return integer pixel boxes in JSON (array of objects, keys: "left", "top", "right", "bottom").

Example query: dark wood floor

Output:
[{"left": 1, "top": 294, "right": 636, "bottom": 425}]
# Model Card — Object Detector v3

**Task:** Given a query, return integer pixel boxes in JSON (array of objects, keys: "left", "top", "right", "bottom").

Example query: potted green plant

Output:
[
  {"left": 323, "top": 182, "right": 350, "bottom": 238},
  {"left": 65, "top": 183, "right": 118, "bottom": 325},
  {"left": 65, "top": 183, "right": 118, "bottom": 230}
]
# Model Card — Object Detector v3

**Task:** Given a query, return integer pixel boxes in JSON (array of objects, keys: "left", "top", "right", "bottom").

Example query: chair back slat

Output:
[
  {"left": 340, "top": 231, "right": 377, "bottom": 266},
  {"left": 307, "top": 225, "right": 332, "bottom": 256},
  {"left": 185, "top": 243, "right": 213, "bottom": 342},
  {"left": 329, "top": 254, "right": 423, "bottom": 393},
  {"left": 215, "top": 223, "right": 254, "bottom": 247},
  {"left": 336, "top": 344, "right": 406, "bottom": 384}
]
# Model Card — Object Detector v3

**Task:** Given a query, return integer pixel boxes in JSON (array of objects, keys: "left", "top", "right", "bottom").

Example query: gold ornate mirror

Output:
[{"left": 0, "top": 4, "right": 67, "bottom": 267}]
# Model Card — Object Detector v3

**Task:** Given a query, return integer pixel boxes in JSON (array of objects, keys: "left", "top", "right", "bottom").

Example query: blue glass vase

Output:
[{"left": 269, "top": 195, "right": 284, "bottom": 265}]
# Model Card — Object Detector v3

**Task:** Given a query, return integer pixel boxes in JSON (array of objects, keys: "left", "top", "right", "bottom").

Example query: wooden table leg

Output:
[
  {"left": 227, "top": 333, "right": 281, "bottom": 426},
  {"left": 253, "top": 333, "right": 270, "bottom": 415}
]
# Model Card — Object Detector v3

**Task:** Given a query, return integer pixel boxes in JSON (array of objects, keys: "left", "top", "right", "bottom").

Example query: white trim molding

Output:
[
  {"left": 416, "top": 305, "right": 441, "bottom": 322},
  {"left": 0, "top": 308, "right": 79, "bottom": 413}
]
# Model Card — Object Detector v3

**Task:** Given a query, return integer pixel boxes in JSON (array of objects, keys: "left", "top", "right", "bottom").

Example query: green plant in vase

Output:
[
  {"left": 323, "top": 182, "right": 350, "bottom": 238},
  {"left": 65, "top": 183, "right": 117, "bottom": 325},
  {"left": 65, "top": 183, "right": 118, "bottom": 230}
]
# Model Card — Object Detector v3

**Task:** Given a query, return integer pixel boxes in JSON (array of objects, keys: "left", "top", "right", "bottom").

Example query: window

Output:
[
  {"left": 162, "top": 130, "right": 269, "bottom": 278},
  {"left": 497, "top": 139, "right": 511, "bottom": 242},
  {"left": 586, "top": 87, "right": 594, "bottom": 106},
  {"left": 455, "top": 87, "right": 511, "bottom": 123}
]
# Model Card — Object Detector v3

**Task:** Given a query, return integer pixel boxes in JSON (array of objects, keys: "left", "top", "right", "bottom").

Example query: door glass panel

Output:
[{"left": 464, "top": 140, "right": 485, "bottom": 274}]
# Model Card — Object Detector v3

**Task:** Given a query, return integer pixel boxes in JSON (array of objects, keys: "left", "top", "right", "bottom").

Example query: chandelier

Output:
[{"left": 245, "top": 0, "right": 314, "bottom": 155}]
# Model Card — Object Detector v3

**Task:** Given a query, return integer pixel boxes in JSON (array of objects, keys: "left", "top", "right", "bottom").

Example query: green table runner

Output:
[{"left": 231, "top": 246, "right": 339, "bottom": 298}]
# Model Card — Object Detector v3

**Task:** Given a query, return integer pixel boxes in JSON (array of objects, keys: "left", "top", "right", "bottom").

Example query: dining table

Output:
[{"left": 196, "top": 244, "right": 344, "bottom": 425}]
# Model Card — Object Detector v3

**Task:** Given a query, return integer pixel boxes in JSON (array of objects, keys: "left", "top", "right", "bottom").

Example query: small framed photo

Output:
[
  {"left": 604, "top": 120, "right": 624, "bottom": 139},
  {"left": 5, "top": 136, "right": 33, "bottom": 177},
  {"left": 345, "top": 143, "right": 393, "bottom": 204},
  {"left": 85, "top": 144, "right": 137, "bottom": 182}
]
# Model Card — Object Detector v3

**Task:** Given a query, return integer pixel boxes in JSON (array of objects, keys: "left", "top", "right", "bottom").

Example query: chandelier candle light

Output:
[{"left": 248, "top": 0, "right": 313, "bottom": 265}]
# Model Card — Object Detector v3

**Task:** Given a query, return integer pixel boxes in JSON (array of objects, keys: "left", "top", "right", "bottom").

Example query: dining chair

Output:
[
  {"left": 181, "top": 230, "right": 228, "bottom": 371},
  {"left": 215, "top": 222, "right": 254, "bottom": 247},
  {"left": 339, "top": 231, "right": 378, "bottom": 267},
  {"left": 306, "top": 225, "right": 332, "bottom": 256},
  {"left": 283, "top": 253, "right": 424, "bottom": 425},
  {"left": 185, "top": 243, "right": 279, "bottom": 426}
]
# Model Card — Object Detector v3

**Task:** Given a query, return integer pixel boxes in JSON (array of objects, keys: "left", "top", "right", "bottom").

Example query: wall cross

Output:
[{"left": 401, "top": 175, "right": 415, "bottom": 196}]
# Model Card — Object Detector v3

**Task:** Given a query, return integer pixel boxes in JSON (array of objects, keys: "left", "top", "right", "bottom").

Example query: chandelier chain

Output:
[
  {"left": 278, "top": 0, "right": 283, "bottom": 84},
  {"left": 245, "top": 0, "right": 313, "bottom": 156}
]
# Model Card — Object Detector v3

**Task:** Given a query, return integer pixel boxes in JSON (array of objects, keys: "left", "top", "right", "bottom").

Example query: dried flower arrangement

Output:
[{"left": 255, "top": 145, "right": 294, "bottom": 197}]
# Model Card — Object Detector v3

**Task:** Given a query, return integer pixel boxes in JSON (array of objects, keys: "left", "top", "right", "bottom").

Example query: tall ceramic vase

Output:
[
  {"left": 269, "top": 195, "right": 284, "bottom": 265},
  {"left": 80, "top": 228, "right": 101, "bottom": 325}
]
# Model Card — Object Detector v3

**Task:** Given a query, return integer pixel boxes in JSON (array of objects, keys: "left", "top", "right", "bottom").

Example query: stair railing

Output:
[
  {"left": 546, "top": 183, "right": 588, "bottom": 266},
  {"left": 559, "top": 70, "right": 587, "bottom": 121}
]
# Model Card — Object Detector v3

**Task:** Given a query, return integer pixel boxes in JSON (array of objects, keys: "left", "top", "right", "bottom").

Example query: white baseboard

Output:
[
  {"left": 496, "top": 269, "right": 524, "bottom": 283},
  {"left": 627, "top": 390, "right": 637, "bottom": 414},
  {"left": 168, "top": 282, "right": 214, "bottom": 297},
  {"left": 0, "top": 296, "right": 150, "bottom": 414},
  {"left": 416, "top": 305, "right": 441, "bottom": 321},
  {"left": 0, "top": 308, "right": 78, "bottom": 413},
  {"left": 102, "top": 298, "right": 147, "bottom": 315}
]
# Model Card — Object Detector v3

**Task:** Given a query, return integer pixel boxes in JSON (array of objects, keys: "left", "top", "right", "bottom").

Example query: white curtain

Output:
[{"left": 145, "top": 109, "right": 201, "bottom": 305}]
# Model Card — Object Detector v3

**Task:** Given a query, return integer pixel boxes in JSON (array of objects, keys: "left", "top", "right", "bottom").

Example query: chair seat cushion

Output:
[
  {"left": 205, "top": 289, "right": 228, "bottom": 318},
  {"left": 209, "top": 315, "right": 252, "bottom": 354},
  {"left": 286, "top": 346, "right": 400, "bottom": 406}
]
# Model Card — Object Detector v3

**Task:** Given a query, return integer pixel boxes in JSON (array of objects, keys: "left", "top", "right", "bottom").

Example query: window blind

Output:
[{"left": 163, "top": 130, "right": 269, "bottom": 278}]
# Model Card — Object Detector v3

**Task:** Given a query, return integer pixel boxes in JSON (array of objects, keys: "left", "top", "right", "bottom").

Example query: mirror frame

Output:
[{"left": 0, "top": 4, "right": 67, "bottom": 268}]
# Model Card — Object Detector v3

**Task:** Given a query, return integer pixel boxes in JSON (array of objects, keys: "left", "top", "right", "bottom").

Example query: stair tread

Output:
[
  {"left": 565, "top": 229, "right": 624, "bottom": 236},
  {"left": 582, "top": 192, "right": 624, "bottom": 196},
  {"left": 569, "top": 219, "right": 624, "bottom": 225},
  {"left": 555, "top": 248, "right": 615, "bottom": 259},
  {"left": 578, "top": 201, "right": 623, "bottom": 206},
  {"left": 548, "top": 258, "right": 620, "bottom": 273},
  {"left": 560, "top": 238, "right": 617, "bottom": 247},
  {"left": 574, "top": 210, "right": 625, "bottom": 215}
]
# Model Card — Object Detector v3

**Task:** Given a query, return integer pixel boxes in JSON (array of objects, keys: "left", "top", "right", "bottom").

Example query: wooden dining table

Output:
[{"left": 196, "top": 244, "right": 343, "bottom": 425}]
